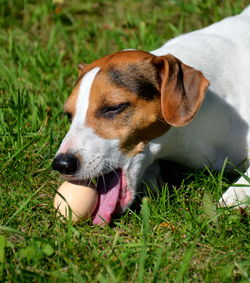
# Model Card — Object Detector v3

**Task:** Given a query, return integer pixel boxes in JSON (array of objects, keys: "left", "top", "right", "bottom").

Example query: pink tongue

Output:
[{"left": 92, "top": 171, "right": 121, "bottom": 225}]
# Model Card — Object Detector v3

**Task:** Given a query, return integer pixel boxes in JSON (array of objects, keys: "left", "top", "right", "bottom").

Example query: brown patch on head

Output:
[
  {"left": 65, "top": 50, "right": 209, "bottom": 157},
  {"left": 84, "top": 50, "right": 170, "bottom": 156},
  {"left": 87, "top": 76, "right": 169, "bottom": 156},
  {"left": 108, "top": 62, "right": 160, "bottom": 101},
  {"left": 63, "top": 82, "right": 80, "bottom": 119}
]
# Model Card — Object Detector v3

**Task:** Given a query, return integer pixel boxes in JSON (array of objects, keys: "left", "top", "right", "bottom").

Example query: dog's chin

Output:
[{"left": 62, "top": 168, "right": 133, "bottom": 225}]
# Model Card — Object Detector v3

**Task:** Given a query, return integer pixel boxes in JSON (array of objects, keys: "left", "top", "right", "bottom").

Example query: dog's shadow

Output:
[{"left": 126, "top": 160, "right": 240, "bottom": 215}]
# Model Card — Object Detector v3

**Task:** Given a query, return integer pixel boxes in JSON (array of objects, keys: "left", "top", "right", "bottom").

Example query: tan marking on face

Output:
[{"left": 82, "top": 51, "right": 170, "bottom": 156}]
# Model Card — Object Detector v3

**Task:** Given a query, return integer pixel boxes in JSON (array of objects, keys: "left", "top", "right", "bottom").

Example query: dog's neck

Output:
[{"left": 148, "top": 89, "right": 248, "bottom": 171}]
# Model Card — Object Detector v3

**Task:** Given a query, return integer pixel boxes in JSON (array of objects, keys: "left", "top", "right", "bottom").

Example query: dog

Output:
[{"left": 52, "top": 7, "right": 250, "bottom": 225}]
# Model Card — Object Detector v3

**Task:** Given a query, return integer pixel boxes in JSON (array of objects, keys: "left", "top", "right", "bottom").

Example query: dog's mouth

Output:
[
  {"left": 70, "top": 169, "right": 132, "bottom": 225},
  {"left": 92, "top": 169, "right": 132, "bottom": 225}
]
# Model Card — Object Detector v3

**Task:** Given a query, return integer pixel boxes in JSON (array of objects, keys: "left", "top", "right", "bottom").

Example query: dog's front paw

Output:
[{"left": 218, "top": 186, "right": 250, "bottom": 208}]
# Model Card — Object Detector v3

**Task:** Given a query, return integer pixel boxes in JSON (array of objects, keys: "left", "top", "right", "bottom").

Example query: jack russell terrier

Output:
[{"left": 52, "top": 7, "right": 250, "bottom": 225}]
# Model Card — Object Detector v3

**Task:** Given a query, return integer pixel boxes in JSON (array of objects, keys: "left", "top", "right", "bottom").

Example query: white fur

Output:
[
  {"left": 57, "top": 67, "right": 125, "bottom": 180},
  {"left": 219, "top": 171, "right": 250, "bottom": 208},
  {"left": 76, "top": 67, "right": 100, "bottom": 125}
]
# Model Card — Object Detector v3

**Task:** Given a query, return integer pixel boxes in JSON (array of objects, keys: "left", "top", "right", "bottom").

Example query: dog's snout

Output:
[{"left": 52, "top": 153, "right": 79, "bottom": 175}]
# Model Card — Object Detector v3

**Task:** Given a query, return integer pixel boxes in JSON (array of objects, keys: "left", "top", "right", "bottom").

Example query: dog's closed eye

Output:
[{"left": 98, "top": 102, "right": 131, "bottom": 119}]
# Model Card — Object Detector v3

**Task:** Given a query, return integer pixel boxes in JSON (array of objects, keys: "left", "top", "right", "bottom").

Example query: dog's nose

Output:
[{"left": 52, "top": 153, "right": 79, "bottom": 175}]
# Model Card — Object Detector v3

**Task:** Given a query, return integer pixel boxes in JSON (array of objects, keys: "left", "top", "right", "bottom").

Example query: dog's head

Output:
[{"left": 52, "top": 50, "right": 209, "bottom": 225}]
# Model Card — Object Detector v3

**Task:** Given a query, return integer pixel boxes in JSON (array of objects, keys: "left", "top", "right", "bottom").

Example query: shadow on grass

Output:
[{"left": 111, "top": 160, "right": 243, "bottom": 224}]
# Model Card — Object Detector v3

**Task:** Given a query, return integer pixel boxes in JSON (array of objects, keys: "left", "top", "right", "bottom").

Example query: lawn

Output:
[{"left": 0, "top": 0, "right": 249, "bottom": 282}]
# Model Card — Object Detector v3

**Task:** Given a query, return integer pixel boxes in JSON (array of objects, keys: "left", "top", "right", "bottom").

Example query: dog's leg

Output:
[{"left": 219, "top": 167, "right": 250, "bottom": 208}]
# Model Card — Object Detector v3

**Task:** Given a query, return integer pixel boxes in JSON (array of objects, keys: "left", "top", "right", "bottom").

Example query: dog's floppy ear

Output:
[
  {"left": 78, "top": 63, "right": 88, "bottom": 76},
  {"left": 152, "top": 54, "right": 209, "bottom": 127}
]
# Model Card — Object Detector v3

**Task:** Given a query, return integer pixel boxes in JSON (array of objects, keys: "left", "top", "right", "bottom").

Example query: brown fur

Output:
[
  {"left": 152, "top": 54, "right": 210, "bottom": 127},
  {"left": 64, "top": 50, "right": 209, "bottom": 156},
  {"left": 84, "top": 51, "right": 170, "bottom": 156},
  {"left": 64, "top": 83, "right": 79, "bottom": 117}
]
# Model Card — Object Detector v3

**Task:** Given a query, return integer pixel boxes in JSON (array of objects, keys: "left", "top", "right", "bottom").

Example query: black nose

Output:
[{"left": 52, "top": 153, "right": 79, "bottom": 175}]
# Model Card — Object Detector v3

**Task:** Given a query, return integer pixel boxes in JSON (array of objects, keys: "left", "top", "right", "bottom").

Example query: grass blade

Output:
[
  {"left": 0, "top": 235, "right": 6, "bottom": 279},
  {"left": 138, "top": 197, "right": 149, "bottom": 283},
  {"left": 6, "top": 184, "right": 45, "bottom": 225},
  {"left": 175, "top": 246, "right": 195, "bottom": 282}
]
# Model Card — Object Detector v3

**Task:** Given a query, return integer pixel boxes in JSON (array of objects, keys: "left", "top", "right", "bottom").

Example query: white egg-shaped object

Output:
[{"left": 54, "top": 181, "right": 98, "bottom": 222}]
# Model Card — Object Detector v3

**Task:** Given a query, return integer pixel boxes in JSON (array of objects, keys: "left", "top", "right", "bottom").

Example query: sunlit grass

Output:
[{"left": 0, "top": 0, "right": 249, "bottom": 281}]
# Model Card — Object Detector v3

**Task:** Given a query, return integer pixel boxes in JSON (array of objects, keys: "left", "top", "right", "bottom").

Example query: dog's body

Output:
[
  {"left": 53, "top": 7, "right": 250, "bottom": 225},
  {"left": 151, "top": 7, "right": 250, "bottom": 206}
]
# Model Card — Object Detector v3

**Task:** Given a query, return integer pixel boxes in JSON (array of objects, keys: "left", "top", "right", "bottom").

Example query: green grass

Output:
[{"left": 0, "top": 0, "right": 250, "bottom": 281}]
